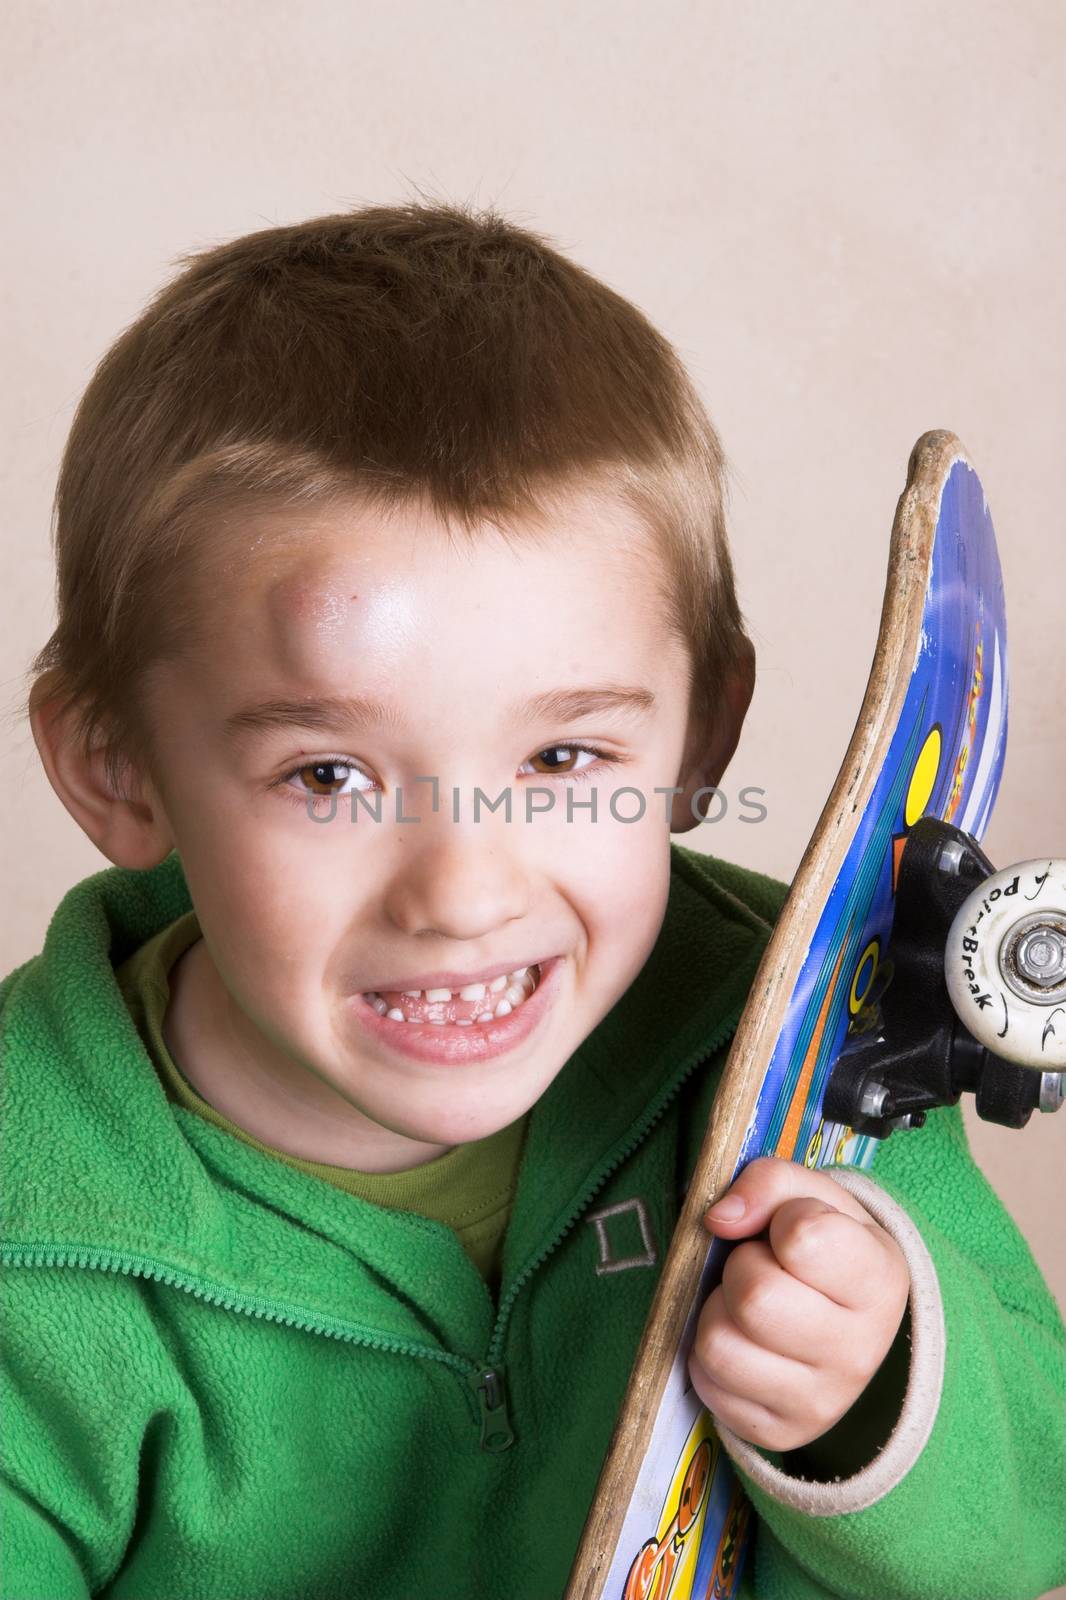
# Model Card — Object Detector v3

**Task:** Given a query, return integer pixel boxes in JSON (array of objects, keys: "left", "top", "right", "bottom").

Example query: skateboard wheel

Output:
[{"left": 945, "top": 860, "right": 1066, "bottom": 1069}]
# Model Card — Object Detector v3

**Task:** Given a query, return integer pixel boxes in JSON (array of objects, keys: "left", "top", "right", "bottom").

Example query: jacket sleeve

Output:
[
  {"left": 0, "top": 1266, "right": 144, "bottom": 1598},
  {"left": 716, "top": 1103, "right": 1066, "bottom": 1600}
]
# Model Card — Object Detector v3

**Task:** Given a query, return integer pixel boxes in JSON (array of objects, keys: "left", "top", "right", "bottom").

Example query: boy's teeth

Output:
[{"left": 365, "top": 964, "right": 541, "bottom": 1024}]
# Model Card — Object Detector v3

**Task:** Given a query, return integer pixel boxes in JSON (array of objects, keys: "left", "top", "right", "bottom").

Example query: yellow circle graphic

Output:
[
  {"left": 905, "top": 725, "right": 942, "bottom": 828},
  {"left": 849, "top": 940, "right": 880, "bottom": 1016}
]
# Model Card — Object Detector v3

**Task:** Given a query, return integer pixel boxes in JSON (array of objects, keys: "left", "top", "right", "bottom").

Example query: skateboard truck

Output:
[{"left": 824, "top": 817, "right": 1066, "bottom": 1139}]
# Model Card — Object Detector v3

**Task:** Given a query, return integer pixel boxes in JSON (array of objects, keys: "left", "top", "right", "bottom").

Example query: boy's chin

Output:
[
  {"left": 406, "top": 1111, "right": 523, "bottom": 1148},
  {"left": 380, "top": 1096, "right": 532, "bottom": 1153}
]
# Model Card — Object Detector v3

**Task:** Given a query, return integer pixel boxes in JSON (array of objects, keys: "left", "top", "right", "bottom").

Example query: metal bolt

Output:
[
  {"left": 999, "top": 913, "right": 1066, "bottom": 1006},
  {"left": 1015, "top": 927, "right": 1066, "bottom": 987},
  {"left": 936, "top": 839, "right": 968, "bottom": 877},
  {"left": 1039, "top": 1073, "right": 1065, "bottom": 1115},
  {"left": 859, "top": 1082, "right": 889, "bottom": 1119}
]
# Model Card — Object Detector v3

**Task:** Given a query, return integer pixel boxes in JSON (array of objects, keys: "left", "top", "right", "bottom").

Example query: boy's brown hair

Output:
[{"left": 26, "top": 202, "right": 749, "bottom": 792}]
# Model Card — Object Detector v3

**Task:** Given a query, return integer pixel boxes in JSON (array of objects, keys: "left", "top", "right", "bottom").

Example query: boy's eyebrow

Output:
[{"left": 223, "top": 686, "right": 656, "bottom": 739}]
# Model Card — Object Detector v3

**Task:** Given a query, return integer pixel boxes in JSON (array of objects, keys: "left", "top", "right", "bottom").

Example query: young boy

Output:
[{"left": 1, "top": 204, "right": 1062, "bottom": 1600}]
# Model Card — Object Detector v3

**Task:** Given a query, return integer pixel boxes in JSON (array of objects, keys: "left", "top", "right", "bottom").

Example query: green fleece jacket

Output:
[{"left": 1, "top": 846, "right": 1063, "bottom": 1599}]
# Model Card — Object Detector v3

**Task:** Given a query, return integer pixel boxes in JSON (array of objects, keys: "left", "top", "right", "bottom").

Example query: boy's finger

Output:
[
  {"left": 720, "top": 1237, "right": 836, "bottom": 1362},
  {"left": 703, "top": 1154, "right": 874, "bottom": 1239},
  {"left": 691, "top": 1287, "right": 809, "bottom": 1421},
  {"left": 767, "top": 1196, "right": 905, "bottom": 1311}
]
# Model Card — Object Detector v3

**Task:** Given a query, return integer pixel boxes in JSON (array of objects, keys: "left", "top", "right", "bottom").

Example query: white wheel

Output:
[{"left": 945, "top": 859, "right": 1066, "bottom": 1069}]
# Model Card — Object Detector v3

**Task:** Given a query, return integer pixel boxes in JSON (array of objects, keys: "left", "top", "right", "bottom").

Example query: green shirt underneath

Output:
[{"left": 114, "top": 911, "right": 528, "bottom": 1293}]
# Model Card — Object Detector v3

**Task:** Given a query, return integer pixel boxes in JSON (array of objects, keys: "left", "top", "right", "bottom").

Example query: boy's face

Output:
[{"left": 56, "top": 487, "right": 750, "bottom": 1171}]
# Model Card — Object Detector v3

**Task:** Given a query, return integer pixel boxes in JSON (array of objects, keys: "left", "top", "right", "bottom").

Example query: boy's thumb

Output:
[{"left": 703, "top": 1155, "right": 807, "bottom": 1237}]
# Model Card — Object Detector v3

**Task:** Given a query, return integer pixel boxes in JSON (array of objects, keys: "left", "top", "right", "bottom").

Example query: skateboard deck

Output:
[{"left": 564, "top": 430, "right": 1009, "bottom": 1600}]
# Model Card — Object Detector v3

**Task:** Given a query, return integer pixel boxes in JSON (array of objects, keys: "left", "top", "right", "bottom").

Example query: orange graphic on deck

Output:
[
  {"left": 774, "top": 937, "right": 850, "bottom": 1160},
  {"left": 622, "top": 1420, "right": 716, "bottom": 1600}
]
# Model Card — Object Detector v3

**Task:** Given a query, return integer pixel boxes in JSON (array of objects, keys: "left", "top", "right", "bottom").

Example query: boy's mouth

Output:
[{"left": 362, "top": 964, "right": 542, "bottom": 1026}]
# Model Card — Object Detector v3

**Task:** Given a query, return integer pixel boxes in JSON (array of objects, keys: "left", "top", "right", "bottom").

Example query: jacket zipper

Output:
[
  {"left": 0, "top": 1239, "right": 477, "bottom": 1374},
  {"left": 469, "top": 1006, "right": 743, "bottom": 1449},
  {"left": 2, "top": 1010, "right": 741, "bottom": 1453},
  {"left": 470, "top": 1367, "right": 515, "bottom": 1452}
]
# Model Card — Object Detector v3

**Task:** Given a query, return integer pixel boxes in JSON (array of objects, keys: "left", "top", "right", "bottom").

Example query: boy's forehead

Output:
[{"left": 207, "top": 489, "right": 680, "bottom": 690}]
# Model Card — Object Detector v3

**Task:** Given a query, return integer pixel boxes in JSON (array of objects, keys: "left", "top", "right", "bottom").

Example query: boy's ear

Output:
[
  {"left": 29, "top": 688, "right": 175, "bottom": 870},
  {"left": 670, "top": 639, "right": 756, "bottom": 834}
]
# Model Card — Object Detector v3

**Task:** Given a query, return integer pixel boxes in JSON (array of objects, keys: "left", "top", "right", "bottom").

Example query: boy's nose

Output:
[{"left": 381, "top": 825, "right": 531, "bottom": 943}]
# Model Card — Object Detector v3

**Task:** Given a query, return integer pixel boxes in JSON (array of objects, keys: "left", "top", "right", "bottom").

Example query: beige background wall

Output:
[{"left": 3, "top": 1, "right": 1063, "bottom": 1589}]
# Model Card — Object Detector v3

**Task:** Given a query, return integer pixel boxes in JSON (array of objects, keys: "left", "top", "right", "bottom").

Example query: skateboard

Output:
[{"left": 564, "top": 431, "right": 1066, "bottom": 1600}]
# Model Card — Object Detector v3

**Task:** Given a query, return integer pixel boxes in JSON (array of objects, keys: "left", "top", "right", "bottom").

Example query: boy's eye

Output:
[
  {"left": 519, "top": 745, "right": 602, "bottom": 777},
  {"left": 278, "top": 742, "right": 613, "bottom": 803},
  {"left": 285, "top": 760, "right": 372, "bottom": 797}
]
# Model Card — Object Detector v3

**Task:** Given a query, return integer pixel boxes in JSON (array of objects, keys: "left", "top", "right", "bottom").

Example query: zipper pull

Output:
[{"left": 471, "top": 1367, "right": 514, "bottom": 1453}]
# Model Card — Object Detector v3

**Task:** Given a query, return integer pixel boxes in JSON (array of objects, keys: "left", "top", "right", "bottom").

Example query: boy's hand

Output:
[{"left": 689, "top": 1156, "right": 910, "bottom": 1453}]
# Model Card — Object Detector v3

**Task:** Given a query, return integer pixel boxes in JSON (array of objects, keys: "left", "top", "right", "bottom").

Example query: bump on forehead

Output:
[{"left": 266, "top": 557, "right": 364, "bottom": 676}]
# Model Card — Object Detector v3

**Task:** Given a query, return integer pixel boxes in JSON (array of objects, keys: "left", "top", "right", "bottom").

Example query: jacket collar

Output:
[{"left": 1, "top": 850, "right": 770, "bottom": 1358}]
